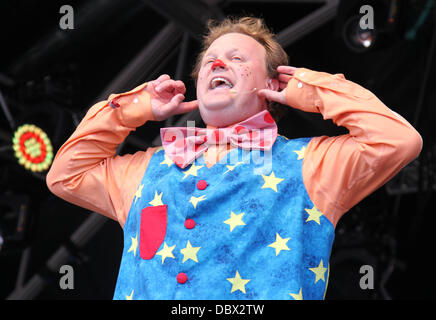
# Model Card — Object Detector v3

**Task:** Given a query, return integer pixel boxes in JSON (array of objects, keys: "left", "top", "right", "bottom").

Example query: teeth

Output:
[{"left": 211, "top": 77, "right": 233, "bottom": 89}]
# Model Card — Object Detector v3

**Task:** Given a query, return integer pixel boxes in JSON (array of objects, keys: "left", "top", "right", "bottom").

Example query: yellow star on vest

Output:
[
  {"left": 309, "top": 259, "right": 328, "bottom": 284},
  {"left": 305, "top": 206, "right": 324, "bottom": 225},
  {"left": 125, "top": 289, "right": 134, "bottom": 300},
  {"left": 261, "top": 171, "right": 284, "bottom": 192},
  {"left": 289, "top": 288, "right": 303, "bottom": 300},
  {"left": 268, "top": 233, "right": 290, "bottom": 256},
  {"left": 293, "top": 146, "right": 306, "bottom": 160},
  {"left": 223, "top": 211, "right": 246, "bottom": 232},
  {"left": 127, "top": 233, "right": 138, "bottom": 257},
  {"left": 156, "top": 242, "right": 176, "bottom": 264},
  {"left": 227, "top": 270, "right": 251, "bottom": 294},
  {"left": 134, "top": 184, "right": 144, "bottom": 203},
  {"left": 189, "top": 195, "right": 206, "bottom": 209},
  {"left": 223, "top": 161, "right": 244, "bottom": 174},
  {"left": 180, "top": 240, "right": 201, "bottom": 263},
  {"left": 160, "top": 154, "right": 173, "bottom": 167},
  {"left": 149, "top": 191, "right": 164, "bottom": 206},
  {"left": 182, "top": 163, "right": 203, "bottom": 180}
]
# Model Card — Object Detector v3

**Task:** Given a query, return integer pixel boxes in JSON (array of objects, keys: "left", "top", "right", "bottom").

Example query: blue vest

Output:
[{"left": 113, "top": 136, "right": 335, "bottom": 300}]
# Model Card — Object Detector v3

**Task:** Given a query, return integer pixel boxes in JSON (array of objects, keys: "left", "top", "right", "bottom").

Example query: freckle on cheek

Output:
[{"left": 243, "top": 67, "right": 251, "bottom": 78}]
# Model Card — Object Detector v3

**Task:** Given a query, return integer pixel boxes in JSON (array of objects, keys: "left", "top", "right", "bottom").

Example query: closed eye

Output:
[{"left": 204, "top": 57, "right": 216, "bottom": 65}]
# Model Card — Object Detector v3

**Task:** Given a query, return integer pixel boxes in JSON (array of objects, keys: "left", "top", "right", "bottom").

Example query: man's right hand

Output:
[{"left": 146, "top": 74, "right": 198, "bottom": 121}]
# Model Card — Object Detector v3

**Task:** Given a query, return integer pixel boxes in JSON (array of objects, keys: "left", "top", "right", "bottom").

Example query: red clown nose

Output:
[{"left": 211, "top": 59, "right": 227, "bottom": 70}]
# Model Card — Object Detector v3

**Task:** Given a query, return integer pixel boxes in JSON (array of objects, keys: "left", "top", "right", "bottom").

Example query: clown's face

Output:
[{"left": 196, "top": 33, "right": 272, "bottom": 127}]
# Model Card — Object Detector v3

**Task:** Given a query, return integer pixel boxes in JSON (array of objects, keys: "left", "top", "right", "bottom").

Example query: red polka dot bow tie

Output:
[{"left": 160, "top": 110, "right": 278, "bottom": 168}]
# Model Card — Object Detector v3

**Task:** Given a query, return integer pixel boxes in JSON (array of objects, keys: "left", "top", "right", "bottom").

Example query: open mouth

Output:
[{"left": 210, "top": 77, "right": 233, "bottom": 89}]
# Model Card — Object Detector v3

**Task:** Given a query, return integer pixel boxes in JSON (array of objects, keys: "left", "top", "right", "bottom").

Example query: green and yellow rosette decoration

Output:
[{"left": 12, "top": 124, "right": 54, "bottom": 172}]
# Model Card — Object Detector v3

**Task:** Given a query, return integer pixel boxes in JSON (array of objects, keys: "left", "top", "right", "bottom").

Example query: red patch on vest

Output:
[{"left": 139, "top": 205, "right": 167, "bottom": 260}]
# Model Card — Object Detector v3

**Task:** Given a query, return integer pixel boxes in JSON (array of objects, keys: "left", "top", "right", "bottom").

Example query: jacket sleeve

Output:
[
  {"left": 285, "top": 68, "right": 423, "bottom": 227},
  {"left": 46, "top": 83, "right": 158, "bottom": 227}
]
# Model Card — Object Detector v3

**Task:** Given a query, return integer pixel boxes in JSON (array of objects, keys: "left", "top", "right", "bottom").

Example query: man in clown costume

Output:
[{"left": 46, "top": 17, "right": 422, "bottom": 300}]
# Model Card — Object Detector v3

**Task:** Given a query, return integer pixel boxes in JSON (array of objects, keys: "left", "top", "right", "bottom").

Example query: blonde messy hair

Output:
[{"left": 191, "top": 16, "right": 289, "bottom": 121}]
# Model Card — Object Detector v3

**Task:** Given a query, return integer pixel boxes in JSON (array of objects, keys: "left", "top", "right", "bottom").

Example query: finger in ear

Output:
[{"left": 267, "top": 78, "right": 280, "bottom": 91}]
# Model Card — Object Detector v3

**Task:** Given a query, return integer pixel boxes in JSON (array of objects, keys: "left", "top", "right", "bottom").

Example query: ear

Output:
[{"left": 267, "top": 78, "right": 279, "bottom": 91}]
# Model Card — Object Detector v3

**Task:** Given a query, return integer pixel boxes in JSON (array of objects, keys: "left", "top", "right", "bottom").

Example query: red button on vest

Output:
[
  {"left": 184, "top": 218, "right": 195, "bottom": 229},
  {"left": 197, "top": 180, "right": 208, "bottom": 190},
  {"left": 177, "top": 272, "right": 188, "bottom": 284}
]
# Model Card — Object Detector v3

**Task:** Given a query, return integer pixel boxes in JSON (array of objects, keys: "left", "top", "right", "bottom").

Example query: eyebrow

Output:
[{"left": 204, "top": 48, "right": 242, "bottom": 58}]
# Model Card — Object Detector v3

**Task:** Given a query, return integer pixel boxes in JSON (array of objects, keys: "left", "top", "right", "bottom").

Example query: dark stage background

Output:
[{"left": 0, "top": 0, "right": 435, "bottom": 300}]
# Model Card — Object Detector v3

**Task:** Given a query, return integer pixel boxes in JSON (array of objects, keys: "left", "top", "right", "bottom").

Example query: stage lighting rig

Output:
[
  {"left": 336, "top": 0, "right": 403, "bottom": 53},
  {"left": 12, "top": 124, "right": 53, "bottom": 173},
  {"left": 342, "top": 14, "right": 376, "bottom": 52},
  {"left": 0, "top": 194, "right": 30, "bottom": 251}
]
